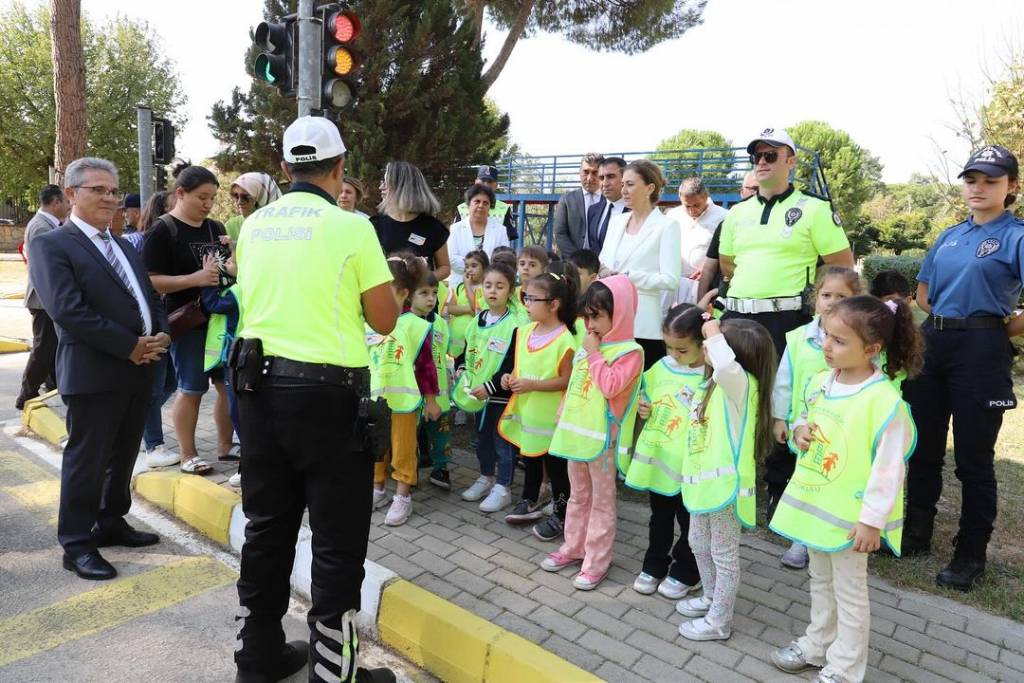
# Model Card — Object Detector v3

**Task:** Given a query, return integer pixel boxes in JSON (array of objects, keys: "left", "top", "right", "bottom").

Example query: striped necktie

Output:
[{"left": 97, "top": 231, "right": 136, "bottom": 294}]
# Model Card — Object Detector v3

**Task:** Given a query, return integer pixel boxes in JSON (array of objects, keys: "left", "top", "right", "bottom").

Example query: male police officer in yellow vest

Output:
[
  {"left": 231, "top": 116, "right": 399, "bottom": 683},
  {"left": 718, "top": 127, "right": 854, "bottom": 559}
]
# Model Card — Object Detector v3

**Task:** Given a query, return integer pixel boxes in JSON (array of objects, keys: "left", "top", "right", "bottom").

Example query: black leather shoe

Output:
[
  {"left": 95, "top": 525, "right": 160, "bottom": 548},
  {"left": 937, "top": 557, "right": 985, "bottom": 591},
  {"left": 356, "top": 667, "right": 397, "bottom": 683},
  {"left": 235, "top": 640, "right": 308, "bottom": 683},
  {"left": 63, "top": 551, "right": 117, "bottom": 580}
]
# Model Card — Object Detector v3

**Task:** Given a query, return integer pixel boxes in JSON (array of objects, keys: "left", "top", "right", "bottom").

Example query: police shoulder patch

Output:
[
  {"left": 976, "top": 238, "right": 1001, "bottom": 258},
  {"left": 832, "top": 210, "right": 843, "bottom": 226}
]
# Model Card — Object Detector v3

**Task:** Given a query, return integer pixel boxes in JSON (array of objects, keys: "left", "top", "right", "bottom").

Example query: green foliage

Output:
[
  {"left": 845, "top": 214, "right": 880, "bottom": 258},
  {"left": 788, "top": 120, "right": 882, "bottom": 224},
  {"left": 980, "top": 52, "right": 1024, "bottom": 167},
  {"left": 873, "top": 210, "right": 931, "bottom": 255},
  {"left": 209, "top": 0, "right": 509, "bottom": 215},
  {"left": 861, "top": 254, "right": 923, "bottom": 294},
  {"left": 0, "top": 2, "right": 186, "bottom": 203},
  {"left": 652, "top": 128, "right": 733, "bottom": 188}
]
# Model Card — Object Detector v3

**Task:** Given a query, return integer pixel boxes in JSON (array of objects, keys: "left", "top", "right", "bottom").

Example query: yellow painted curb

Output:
[
  {"left": 134, "top": 471, "right": 240, "bottom": 546},
  {"left": 0, "top": 336, "right": 30, "bottom": 353},
  {"left": 22, "top": 398, "right": 67, "bottom": 446},
  {"left": 379, "top": 580, "right": 600, "bottom": 683},
  {"left": 0, "top": 290, "right": 25, "bottom": 300}
]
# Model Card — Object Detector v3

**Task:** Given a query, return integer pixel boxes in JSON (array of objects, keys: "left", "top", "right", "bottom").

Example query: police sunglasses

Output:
[{"left": 749, "top": 151, "right": 781, "bottom": 165}]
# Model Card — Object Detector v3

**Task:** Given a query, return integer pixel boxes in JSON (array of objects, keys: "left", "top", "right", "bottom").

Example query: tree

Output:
[
  {"left": 979, "top": 50, "right": 1024, "bottom": 171},
  {"left": 473, "top": 1, "right": 707, "bottom": 88},
  {"left": 209, "top": 0, "right": 509, "bottom": 213},
  {"left": 874, "top": 210, "right": 931, "bottom": 256},
  {"left": 653, "top": 128, "right": 733, "bottom": 189},
  {"left": 0, "top": 2, "right": 186, "bottom": 202},
  {"left": 49, "top": 0, "right": 86, "bottom": 183},
  {"left": 788, "top": 120, "right": 883, "bottom": 225}
]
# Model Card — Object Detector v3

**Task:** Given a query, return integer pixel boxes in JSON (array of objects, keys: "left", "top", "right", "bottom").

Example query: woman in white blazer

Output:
[
  {"left": 598, "top": 159, "right": 681, "bottom": 368},
  {"left": 448, "top": 184, "right": 511, "bottom": 288}
]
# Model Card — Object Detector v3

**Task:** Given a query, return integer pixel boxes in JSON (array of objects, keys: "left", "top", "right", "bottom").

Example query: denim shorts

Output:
[{"left": 171, "top": 325, "right": 222, "bottom": 395}]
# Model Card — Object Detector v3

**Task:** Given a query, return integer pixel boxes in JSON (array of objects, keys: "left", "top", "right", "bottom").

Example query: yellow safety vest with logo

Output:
[
  {"left": 367, "top": 312, "right": 431, "bottom": 413},
  {"left": 429, "top": 314, "right": 451, "bottom": 413},
  {"left": 448, "top": 282, "right": 484, "bottom": 358},
  {"left": 549, "top": 341, "right": 643, "bottom": 464},
  {"left": 625, "top": 359, "right": 704, "bottom": 495},
  {"left": 452, "top": 308, "right": 518, "bottom": 413},
  {"left": 204, "top": 286, "right": 240, "bottom": 373},
  {"left": 770, "top": 370, "right": 915, "bottom": 555},
  {"left": 498, "top": 323, "right": 577, "bottom": 456},
  {"left": 682, "top": 375, "right": 758, "bottom": 528}
]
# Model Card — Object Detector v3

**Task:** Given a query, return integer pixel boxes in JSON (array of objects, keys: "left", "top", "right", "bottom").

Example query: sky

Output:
[{"left": 34, "top": 0, "right": 1024, "bottom": 182}]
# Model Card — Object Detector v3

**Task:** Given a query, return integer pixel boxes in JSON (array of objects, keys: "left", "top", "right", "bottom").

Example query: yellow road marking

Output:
[
  {"left": 0, "top": 556, "right": 237, "bottom": 667},
  {"left": 0, "top": 449, "right": 55, "bottom": 486},
  {"left": 0, "top": 479, "right": 60, "bottom": 525}
]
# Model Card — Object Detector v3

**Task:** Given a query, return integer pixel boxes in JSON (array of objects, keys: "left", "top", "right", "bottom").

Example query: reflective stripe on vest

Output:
[
  {"left": 549, "top": 341, "right": 643, "bottom": 463},
  {"left": 451, "top": 309, "right": 518, "bottom": 413},
  {"left": 368, "top": 313, "right": 431, "bottom": 413},
  {"left": 498, "top": 323, "right": 578, "bottom": 456},
  {"left": 769, "top": 371, "right": 915, "bottom": 555}
]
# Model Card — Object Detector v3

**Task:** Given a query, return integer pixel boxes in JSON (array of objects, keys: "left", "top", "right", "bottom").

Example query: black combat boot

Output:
[
  {"left": 900, "top": 507, "right": 934, "bottom": 557},
  {"left": 235, "top": 640, "right": 309, "bottom": 683},
  {"left": 936, "top": 534, "right": 986, "bottom": 591}
]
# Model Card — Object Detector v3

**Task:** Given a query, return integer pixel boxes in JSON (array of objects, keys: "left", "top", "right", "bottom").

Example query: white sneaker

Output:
[
  {"left": 633, "top": 572, "right": 660, "bottom": 595},
  {"left": 479, "top": 484, "right": 512, "bottom": 513},
  {"left": 781, "top": 541, "right": 809, "bottom": 570},
  {"left": 678, "top": 616, "right": 731, "bottom": 641},
  {"left": 228, "top": 472, "right": 241, "bottom": 488},
  {"left": 145, "top": 445, "right": 179, "bottom": 469},
  {"left": 675, "top": 595, "right": 713, "bottom": 618},
  {"left": 384, "top": 494, "right": 412, "bottom": 526},
  {"left": 461, "top": 476, "right": 494, "bottom": 502},
  {"left": 372, "top": 488, "right": 391, "bottom": 510},
  {"left": 658, "top": 577, "right": 701, "bottom": 600}
]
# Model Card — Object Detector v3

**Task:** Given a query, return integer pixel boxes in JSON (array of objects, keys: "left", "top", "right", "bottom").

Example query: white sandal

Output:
[{"left": 180, "top": 456, "right": 213, "bottom": 475}]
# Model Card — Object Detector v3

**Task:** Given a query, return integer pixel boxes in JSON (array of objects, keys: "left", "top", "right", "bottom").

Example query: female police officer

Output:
[{"left": 904, "top": 144, "right": 1024, "bottom": 591}]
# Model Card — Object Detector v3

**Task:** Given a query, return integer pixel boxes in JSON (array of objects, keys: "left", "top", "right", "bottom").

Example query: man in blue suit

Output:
[{"left": 30, "top": 157, "right": 171, "bottom": 580}]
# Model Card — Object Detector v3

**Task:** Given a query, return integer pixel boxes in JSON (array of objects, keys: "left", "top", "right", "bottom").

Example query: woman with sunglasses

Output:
[
  {"left": 717, "top": 127, "right": 854, "bottom": 571},
  {"left": 224, "top": 172, "right": 283, "bottom": 243}
]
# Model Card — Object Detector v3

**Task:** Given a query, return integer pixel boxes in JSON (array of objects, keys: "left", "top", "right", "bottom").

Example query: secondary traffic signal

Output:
[
  {"left": 153, "top": 118, "right": 175, "bottom": 165},
  {"left": 320, "top": 6, "right": 362, "bottom": 112},
  {"left": 254, "top": 18, "right": 296, "bottom": 97}
]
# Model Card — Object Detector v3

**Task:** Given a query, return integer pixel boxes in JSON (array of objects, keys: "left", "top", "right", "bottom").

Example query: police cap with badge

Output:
[{"left": 957, "top": 144, "right": 1018, "bottom": 179}]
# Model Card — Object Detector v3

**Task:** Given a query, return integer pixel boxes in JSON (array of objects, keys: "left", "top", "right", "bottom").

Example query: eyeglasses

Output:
[
  {"left": 76, "top": 186, "right": 124, "bottom": 201},
  {"left": 521, "top": 294, "right": 554, "bottom": 304},
  {"left": 231, "top": 193, "right": 253, "bottom": 203},
  {"left": 749, "top": 151, "right": 780, "bottom": 165}
]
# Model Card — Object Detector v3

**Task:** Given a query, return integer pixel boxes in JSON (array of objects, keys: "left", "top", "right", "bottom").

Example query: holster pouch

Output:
[
  {"left": 227, "top": 337, "right": 265, "bottom": 393},
  {"left": 800, "top": 267, "right": 816, "bottom": 317},
  {"left": 355, "top": 396, "right": 391, "bottom": 462}
]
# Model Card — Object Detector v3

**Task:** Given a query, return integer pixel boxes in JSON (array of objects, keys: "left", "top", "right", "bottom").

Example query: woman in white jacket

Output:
[
  {"left": 599, "top": 159, "right": 681, "bottom": 368},
  {"left": 447, "top": 184, "right": 511, "bottom": 288}
]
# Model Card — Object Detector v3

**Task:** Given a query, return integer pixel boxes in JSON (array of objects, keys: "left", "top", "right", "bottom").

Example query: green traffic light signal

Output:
[{"left": 253, "top": 20, "right": 294, "bottom": 95}]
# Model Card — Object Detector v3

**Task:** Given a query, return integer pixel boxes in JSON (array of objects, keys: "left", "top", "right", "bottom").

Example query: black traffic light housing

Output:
[
  {"left": 254, "top": 17, "right": 297, "bottom": 97},
  {"left": 320, "top": 3, "right": 362, "bottom": 112},
  {"left": 153, "top": 118, "right": 175, "bottom": 165}
]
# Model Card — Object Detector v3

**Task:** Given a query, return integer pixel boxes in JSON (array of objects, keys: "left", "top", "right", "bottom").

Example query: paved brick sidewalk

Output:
[{"left": 169, "top": 401, "right": 1024, "bottom": 682}]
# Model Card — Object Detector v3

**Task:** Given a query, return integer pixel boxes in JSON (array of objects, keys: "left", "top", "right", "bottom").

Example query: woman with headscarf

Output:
[{"left": 224, "top": 172, "right": 283, "bottom": 243}]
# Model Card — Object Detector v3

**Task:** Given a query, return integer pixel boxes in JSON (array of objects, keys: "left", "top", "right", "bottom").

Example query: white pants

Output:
[{"left": 797, "top": 548, "right": 870, "bottom": 683}]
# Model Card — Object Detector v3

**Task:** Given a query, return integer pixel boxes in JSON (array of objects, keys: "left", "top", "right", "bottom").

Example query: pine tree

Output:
[{"left": 208, "top": 0, "right": 509, "bottom": 212}]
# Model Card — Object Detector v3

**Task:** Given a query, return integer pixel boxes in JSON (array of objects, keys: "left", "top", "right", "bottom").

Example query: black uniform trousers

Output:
[
  {"left": 721, "top": 308, "right": 811, "bottom": 501},
  {"left": 235, "top": 378, "right": 373, "bottom": 678},
  {"left": 59, "top": 387, "right": 149, "bottom": 557},
  {"left": 642, "top": 491, "right": 700, "bottom": 584},
  {"left": 903, "top": 326, "right": 1015, "bottom": 548},
  {"left": 18, "top": 307, "right": 58, "bottom": 405}
]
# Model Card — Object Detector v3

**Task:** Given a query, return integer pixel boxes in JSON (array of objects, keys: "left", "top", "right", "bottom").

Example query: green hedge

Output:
[{"left": 861, "top": 255, "right": 924, "bottom": 293}]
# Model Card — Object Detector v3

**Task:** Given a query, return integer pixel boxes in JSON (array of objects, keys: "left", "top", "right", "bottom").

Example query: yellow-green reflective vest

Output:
[
  {"left": 457, "top": 199, "right": 511, "bottom": 222},
  {"left": 573, "top": 317, "right": 587, "bottom": 339},
  {"left": 682, "top": 376, "right": 758, "bottom": 528},
  {"left": 625, "top": 359, "right": 705, "bottom": 495},
  {"left": 429, "top": 315, "right": 451, "bottom": 413},
  {"left": 451, "top": 308, "right": 518, "bottom": 413},
  {"left": 770, "top": 371, "right": 915, "bottom": 555},
  {"left": 203, "top": 286, "right": 240, "bottom": 373},
  {"left": 367, "top": 313, "right": 431, "bottom": 413},
  {"left": 498, "top": 323, "right": 577, "bottom": 456},
  {"left": 549, "top": 341, "right": 643, "bottom": 463},
  {"left": 448, "top": 283, "right": 484, "bottom": 358}
]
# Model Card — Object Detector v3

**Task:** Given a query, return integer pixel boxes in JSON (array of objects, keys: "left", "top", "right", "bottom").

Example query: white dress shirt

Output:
[
  {"left": 70, "top": 214, "right": 153, "bottom": 335},
  {"left": 666, "top": 200, "right": 727, "bottom": 304},
  {"left": 37, "top": 209, "right": 62, "bottom": 228},
  {"left": 582, "top": 188, "right": 601, "bottom": 211},
  {"left": 597, "top": 197, "right": 627, "bottom": 227}
]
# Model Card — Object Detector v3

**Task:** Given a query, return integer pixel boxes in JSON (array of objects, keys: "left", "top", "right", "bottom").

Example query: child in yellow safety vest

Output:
[
  {"left": 543, "top": 275, "right": 643, "bottom": 590},
  {"left": 771, "top": 267, "right": 862, "bottom": 570},
  {"left": 768, "top": 296, "right": 922, "bottom": 683},
  {"left": 410, "top": 272, "right": 453, "bottom": 491},
  {"left": 675, "top": 317, "right": 776, "bottom": 642},
  {"left": 496, "top": 271, "right": 577, "bottom": 533},
  {"left": 369, "top": 253, "right": 442, "bottom": 527},
  {"left": 445, "top": 249, "right": 487, "bottom": 360}
]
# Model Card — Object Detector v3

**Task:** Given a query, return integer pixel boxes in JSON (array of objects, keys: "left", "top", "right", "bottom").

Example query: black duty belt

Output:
[
  {"left": 925, "top": 314, "right": 1005, "bottom": 331},
  {"left": 264, "top": 356, "right": 369, "bottom": 388}
]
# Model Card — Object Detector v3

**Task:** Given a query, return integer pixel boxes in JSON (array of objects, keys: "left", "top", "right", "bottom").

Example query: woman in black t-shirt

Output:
[
  {"left": 370, "top": 161, "right": 450, "bottom": 279},
  {"left": 142, "top": 164, "right": 234, "bottom": 476}
]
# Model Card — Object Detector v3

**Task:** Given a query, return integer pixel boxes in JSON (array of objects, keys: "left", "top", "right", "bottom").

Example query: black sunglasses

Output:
[{"left": 750, "top": 151, "right": 781, "bottom": 165}]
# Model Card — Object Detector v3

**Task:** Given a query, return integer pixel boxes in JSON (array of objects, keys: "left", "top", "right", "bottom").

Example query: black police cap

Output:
[{"left": 958, "top": 145, "right": 1019, "bottom": 178}]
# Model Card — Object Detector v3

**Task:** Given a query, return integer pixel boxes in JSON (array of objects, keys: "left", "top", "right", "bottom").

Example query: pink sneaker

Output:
[
  {"left": 572, "top": 571, "right": 607, "bottom": 591},
  {"left": 540, "top": 552, "right": 582, "bottom": 572}
]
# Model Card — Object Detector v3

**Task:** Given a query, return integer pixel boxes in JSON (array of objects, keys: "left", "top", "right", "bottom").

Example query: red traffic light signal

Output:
[{"left": 321, "top": 7, "right": 362, "bottom": 112}]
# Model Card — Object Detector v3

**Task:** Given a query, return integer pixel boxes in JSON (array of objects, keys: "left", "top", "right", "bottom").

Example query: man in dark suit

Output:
[
  {"left": 585, "top": 156, "right": 629, "bottom": 255},
  {"left": 30, "top": 157, "right": 171, "bottom": 581},
  {"left": 553, "top": 153, "right": 603, "bottom": 258},
  {"left": 17, "top": 184, "right": 69, "bottom": 410}
]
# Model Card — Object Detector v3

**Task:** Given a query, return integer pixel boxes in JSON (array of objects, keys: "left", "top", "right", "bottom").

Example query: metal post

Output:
[
  {"left": 137, "top": 106, "right": 153, "bottom": 206},
  {"left": 296, "top": 0, "right": 321, "bottom": 117}
]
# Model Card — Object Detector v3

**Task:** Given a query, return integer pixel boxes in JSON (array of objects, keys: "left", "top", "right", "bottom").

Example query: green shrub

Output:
[{"left": 861, "top": 254, "right": 924, "bottom": 293}]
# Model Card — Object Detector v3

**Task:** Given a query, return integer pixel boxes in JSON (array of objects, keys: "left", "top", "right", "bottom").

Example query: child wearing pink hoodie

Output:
[{"left": 542, "top": 275, "right": 644, "bottom": 590}]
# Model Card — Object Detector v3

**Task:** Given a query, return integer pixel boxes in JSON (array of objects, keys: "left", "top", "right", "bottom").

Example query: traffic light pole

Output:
[
  {"left": 136, "top": 106, "right": 154, "bottom": 206},
  {"left": 296, "top": 0, "right": 321, "bottom": 117}
]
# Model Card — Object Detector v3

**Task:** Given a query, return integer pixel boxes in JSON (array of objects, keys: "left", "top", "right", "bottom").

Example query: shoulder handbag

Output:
[{"left": 160, "top": 214, "right": 212, "bottom": 340}]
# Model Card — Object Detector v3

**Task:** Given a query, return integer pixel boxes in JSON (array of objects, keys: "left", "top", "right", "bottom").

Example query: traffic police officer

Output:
[
  {"left": 455, "top": 164, "right": 517, "bottom": 241},
  {"left": 903, "top": 144, "right": 1024, "bottom": 590},
  {"left": 717, "top": 127, "right": 854, "bottom": 563},
  {"left": 231, "top": 116, "right": 399, "bottom": 683}
]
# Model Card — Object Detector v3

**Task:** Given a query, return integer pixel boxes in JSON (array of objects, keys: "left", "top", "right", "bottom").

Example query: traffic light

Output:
[
  {"left": 153, "top": 118, "right": 175, "bottom": 165},
  {"left": 320, "top": 5, "right": 362, "bottom": 112},
  {"left": 254, "top": 18, "right": 296, "bottom": 97}
]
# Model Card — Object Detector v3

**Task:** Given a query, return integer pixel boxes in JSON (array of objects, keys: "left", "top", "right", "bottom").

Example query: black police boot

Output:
[
  {"left": 235, "top": 640, "right": 308, "bottom": 683},
  {"left": 355, "top": 667, "right": 397, "bottom": 683},
  {"left": 900, "top": 507, "right": 934, "bottom": 557},
  {"left": 936, "top": 535, "right": 986, "bottom": 591}
]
